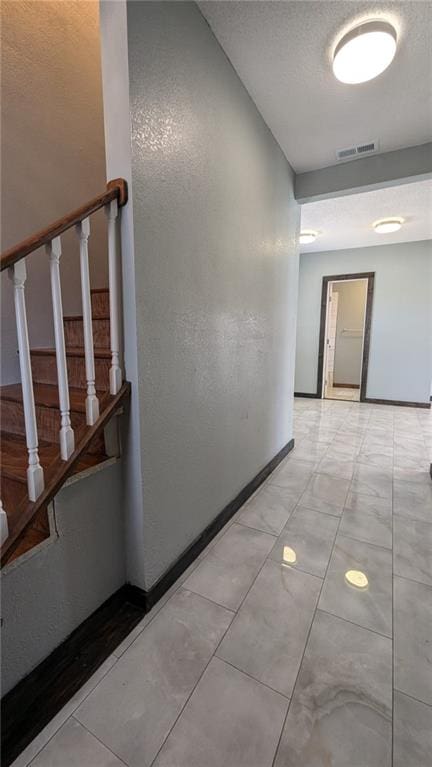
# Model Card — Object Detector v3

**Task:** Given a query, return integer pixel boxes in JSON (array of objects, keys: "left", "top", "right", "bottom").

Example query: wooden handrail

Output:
[{"left": 0, "top": 178, "right": 128, "bottom": 273}]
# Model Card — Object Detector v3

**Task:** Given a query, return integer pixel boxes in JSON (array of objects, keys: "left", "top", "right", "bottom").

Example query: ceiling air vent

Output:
[{"left": 336, "top": 140, "right": 379, "bottom": 162}]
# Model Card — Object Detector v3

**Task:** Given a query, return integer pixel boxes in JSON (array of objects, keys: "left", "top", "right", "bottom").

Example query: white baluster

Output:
[
  {"left": 77, "top": 218, "right": 99, "bottom": 425},
  {"left": 1, "top": 500, "right": 9, "bottom": 546},
  {"left": 9, "top": 260, "right": 45, "bottom": 501},
  {"left": 106, "top": 199, "right": 122, "bottom": 395},
  {"left": 46, "top": 237, "right": 75, "bottom": 460}
]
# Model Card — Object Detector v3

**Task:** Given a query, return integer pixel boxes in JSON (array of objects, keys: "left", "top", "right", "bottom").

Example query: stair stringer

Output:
[{"left": 1, "top": 456, "right": 127, "bottom": 696}]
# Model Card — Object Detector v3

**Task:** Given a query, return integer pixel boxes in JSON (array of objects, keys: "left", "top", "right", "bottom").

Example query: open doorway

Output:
[{"left": 317, "top": 272, "right": 374, "bottom": 402}]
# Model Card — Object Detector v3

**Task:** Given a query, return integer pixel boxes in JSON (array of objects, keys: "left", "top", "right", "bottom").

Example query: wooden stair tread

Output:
[
  {"left": 1, "top": 477, "right": 29, "bottom": 530},
  {"left": 63, "top": 314, "right": 110, "bottom": 321},
  {"left": 31, "top": 347, "right": 111, "bottom": 359},
  {"left": 1, "top": 430, "right": 108, "bottom": 484},
  {"left": 0, "top": 383, "right": 109, "bottom": 413},
  {"left": 1, "top": 432, "right": 64, "bottom": 484},
  {"left": 0, "top": 438, "right": 110, "bottom": 550}
]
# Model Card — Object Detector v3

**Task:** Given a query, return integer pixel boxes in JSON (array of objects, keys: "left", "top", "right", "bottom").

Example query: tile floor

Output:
[
  {"left": 13, "top": 398, "right": 432, "bottom": 767},
  {"left": 326, "top": 385, "right": 360, "bottom": 401}
]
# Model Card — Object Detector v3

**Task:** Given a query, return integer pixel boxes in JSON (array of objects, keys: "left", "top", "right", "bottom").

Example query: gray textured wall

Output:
[
  {"left": 295, "top": 240, "right": 432, "bottom": 402},
  {"left": 125, "top": 1, "right": 300, "bottom": 588},
  {"left": 1, "top": 463, "right": 126, "bottom": 694}
]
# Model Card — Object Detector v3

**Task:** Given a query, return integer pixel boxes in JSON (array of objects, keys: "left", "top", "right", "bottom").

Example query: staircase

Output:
[{"left": 0, "top": 181, "right": 130, "bottom": 567}]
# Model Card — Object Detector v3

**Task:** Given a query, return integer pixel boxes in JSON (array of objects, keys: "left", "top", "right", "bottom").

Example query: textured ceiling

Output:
[
  {"left": 300, "top": 178, "right": 432, "bottom": 252},
  {"left": 199, "top": 1, "right": 432, "bottom": 172}
]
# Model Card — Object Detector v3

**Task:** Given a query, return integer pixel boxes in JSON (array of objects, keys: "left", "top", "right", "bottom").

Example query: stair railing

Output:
[{"left": 0, "top": 179, "right": 128, "bottom": 540}]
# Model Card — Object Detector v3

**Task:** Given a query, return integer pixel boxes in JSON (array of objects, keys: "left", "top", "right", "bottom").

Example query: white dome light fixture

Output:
[
  {"left": 300, "top": 230, "right": 319, "bottom": 245},
  {"left": 373, "top": 217, "right": 404, "bottom": 234},
  {"left": 333, "top": 21, "right": 397, "bottom": 84}
]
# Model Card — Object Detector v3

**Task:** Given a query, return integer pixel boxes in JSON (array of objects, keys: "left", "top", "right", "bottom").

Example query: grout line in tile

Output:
[
  {"left": 295, "top": 503, "right": 341, "bottom": 519},
  {"left": 335, "top": 531, "right": 393, "bottom": 553},
  {"left": 147, "top": 592, "right": 238, "bottom": 766},
  {"left": 271, "top": 703, "right": 290, "bottom": 767},
  {"left": 272, "top": 559, "right": 325, "bottom": 581},
  {"left": 271, "top": 480, "right": 346, "bottom": 767},
  {"left": 179, "top": 586, "right": 237, "bottom": 615},
  {"left": 393, "top": 688, "right": 432, "bottom": 709},
  {"left": 235, "top": 518, "right": 281, "bottom": 538},
  {"left": 314, "top": 607, "right": 393, "bottom": 642},
  {"left": 336, "top": 530, "right": 392, "bottom": 550},
  {"left": 392, "top": 572, "right": 432, "bottom": 591},
  {"left": 212, "top": 655, "right": 291, "bottom": 702},
  {"left": 71, "top": 716, "right": 129, "bottom": 767},
  {"left": 15, "top": 657, "right": 121, "bottom": 767},
  {"left": 392, "top": 512, "right": 432, "bottom": 528},
  {"left": 316, "top": 605, "right": 393, "bottom": 640}
]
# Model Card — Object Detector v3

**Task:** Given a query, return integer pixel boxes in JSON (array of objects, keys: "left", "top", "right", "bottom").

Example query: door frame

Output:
[
  {"left": 317, "top": 271, "right": 375, "bottom": 402},
  {"left": 322, "top": 282, "right": 339, "bottom": 398}
]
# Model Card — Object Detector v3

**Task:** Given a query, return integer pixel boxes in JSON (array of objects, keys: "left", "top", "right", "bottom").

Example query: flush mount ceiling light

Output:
[
  {"left": 300, "top": 230, "right": 318, "bottom": 245},
  {"left": 333, "top": 21, "right": 397, "bottom": 84},
  {"left": 373, "top": 217, "right": 404, "bottom": 234}
]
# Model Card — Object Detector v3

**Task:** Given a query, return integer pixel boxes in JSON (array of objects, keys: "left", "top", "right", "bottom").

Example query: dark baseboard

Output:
[
  {"left": 1, "top": 584, "right": 147, "bottom": 767},
  {"left": 1, "top": 437, "right": 294, "bottom": 765},
  {"left": 294, "top": 391, "right": 319, "bottom": 398},
  {"left": 143, "top": 437, "right": 295, "bottom": 609},
  {"left": 333, "top": 383, "right": 360, "bottom": 389},
  {"left": 364, "top": 397, "right": 431, "bottom": 409},
  {"left": 293, "top": 391, "right": 430, "bottom": 409}
]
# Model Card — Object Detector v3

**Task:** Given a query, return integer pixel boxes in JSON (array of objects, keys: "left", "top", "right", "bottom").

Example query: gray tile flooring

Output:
[{"left": 13, "top": 398, "right": 432, "bottom": 766}]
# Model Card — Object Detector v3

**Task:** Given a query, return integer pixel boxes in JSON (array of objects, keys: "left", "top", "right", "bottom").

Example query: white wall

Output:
[
  {"left": 1, "top": 0, "right": 107, "bottom": 384},
  {"left": 333, "top": 280, "right": 367, "bottom": 386},
  {"left": 100, "top": 0, "right": 300, "bottom": 590},
  {"left": 295, "top": 240, "right": 432, "bottom": 403},
  {"left": 99, "top": 0, "right": 146, "bottom": 589}
]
